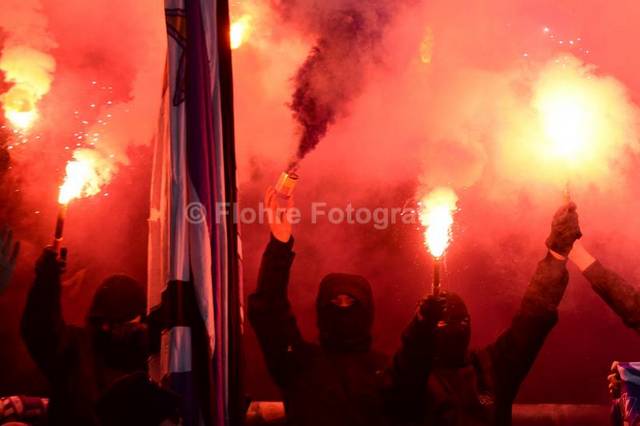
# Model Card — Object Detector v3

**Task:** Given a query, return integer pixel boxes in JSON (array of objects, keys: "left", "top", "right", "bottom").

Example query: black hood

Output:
[
  {"left": 87, "top": 274, "right": 146, "bottom": 325},
  {"left": 433, "top": 292, "right": 471, "bottom": 368},
  {"left": 316, "top": 273, "right": 373, "bottom": 352}
]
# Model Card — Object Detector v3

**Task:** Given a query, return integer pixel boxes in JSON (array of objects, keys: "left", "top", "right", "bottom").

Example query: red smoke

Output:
[
  {"left": 233, "top": 0, "right": 640, "bottom": 404},
  {"left": 0, "top": 0, "right": 638, "bottom": 410}
]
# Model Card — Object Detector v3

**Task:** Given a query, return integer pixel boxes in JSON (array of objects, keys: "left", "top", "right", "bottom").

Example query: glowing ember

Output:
[
  {"left": 230, "top": 15, "right": 252, "bottom": 50},
  {"left": 0, "top": 46, "right": 55, "bottom": 131},
  {"left": 419, "top": 187, "right": 458, "bottom": 258},
  {"left": 58, "top": 149, "right": 113, "bottom": 204}
]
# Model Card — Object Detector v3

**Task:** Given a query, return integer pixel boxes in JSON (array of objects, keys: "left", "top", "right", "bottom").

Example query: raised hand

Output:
[
  {"left": 264, "top": 186, "right": 293, "bottom": 243},
  {"left": 546, "top": 202, "right": 582, "bottom": 257}
]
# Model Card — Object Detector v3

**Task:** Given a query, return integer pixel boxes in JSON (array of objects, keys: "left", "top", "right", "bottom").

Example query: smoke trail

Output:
[{"left": 285, "top": 1, "right": 398, "bottom": 170}]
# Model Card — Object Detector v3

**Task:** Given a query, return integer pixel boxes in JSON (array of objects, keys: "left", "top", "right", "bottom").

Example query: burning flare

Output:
[
  {"left": 58, "top": 149, "right": 113, "bottom": 204},
  {"left": 0, "top": 46, "right": 55, "bottom": 130},
  {"left": 419, "top": 187, "right": 458, "bottom": 258},
  {"left": 230, "top": 15, "right": 252, "bottom": 50}
]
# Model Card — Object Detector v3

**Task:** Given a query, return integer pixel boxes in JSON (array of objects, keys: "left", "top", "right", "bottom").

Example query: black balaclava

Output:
[
  {"left": 87, "top": 274, "right": 149, "bottom": 372},
  {"left": 432, "top": 292, "right": 471, "bottom": 368},
  {"left": 316, "top": 273, "right": 373, "bottom": 352}
]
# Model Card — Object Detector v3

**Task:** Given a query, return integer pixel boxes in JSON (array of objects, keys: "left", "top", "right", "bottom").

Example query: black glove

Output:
[
  {"left": 35, "top": 247, "right": 67, "bottom": 278},
  {"left": 417, "top": 295, "right": 446, "bottom": 331},
  {"left": 546, "top": 202, "right": 582, "bottom": 256}
]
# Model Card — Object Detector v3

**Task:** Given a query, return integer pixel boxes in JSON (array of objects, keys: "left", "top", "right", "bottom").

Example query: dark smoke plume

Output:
[{"left": 286, "top": 2, "right": 397, "bottom": 171}]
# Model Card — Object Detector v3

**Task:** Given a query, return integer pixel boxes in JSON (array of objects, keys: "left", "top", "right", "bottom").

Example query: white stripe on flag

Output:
[{"left": 166, "top": 326, "right": 193, "bottom": 374}]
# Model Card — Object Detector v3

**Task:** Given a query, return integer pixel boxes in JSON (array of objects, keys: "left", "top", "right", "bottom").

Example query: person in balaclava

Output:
[
  {"left": 248, "top": 187, "right": 389, "bottom": 426},
  {"left": 21, "top": 248, "right": 181, "bottom": 425},
  {"left": 385, "top": 202, "right": 581, "bottom": 426}
]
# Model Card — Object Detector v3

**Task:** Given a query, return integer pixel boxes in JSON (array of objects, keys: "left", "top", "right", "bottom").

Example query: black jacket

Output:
[
  {"left": 583, "top": 261, "right": 640, "bottom": 334},
  {"left": 386, "top": 253, "right": 569, "bottom": 426},
  {"left": 248, "top": 236, "right": 390, "bottom": 426},
  {"left": 21, "top": 252, "right": 178, "bottom": 425},
  {"left": 21, "top": 253, "right": 103, "bottom": 425}
]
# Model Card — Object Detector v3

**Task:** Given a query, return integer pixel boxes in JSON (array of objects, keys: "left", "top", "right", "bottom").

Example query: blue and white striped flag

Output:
[{"left": 148, "top": 0, "right": 241, "bottom": 424}]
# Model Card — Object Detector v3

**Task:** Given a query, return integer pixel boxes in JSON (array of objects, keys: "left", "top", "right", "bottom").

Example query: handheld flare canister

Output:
[
  {"left": 53, "top": 203, "right": 67, "bottom": 253},
  {"left": 275, "top": 171, "right": 299, "bottom": 199},
  {"left": 432, "top": 258, "right": 441, "bottom": 296}
]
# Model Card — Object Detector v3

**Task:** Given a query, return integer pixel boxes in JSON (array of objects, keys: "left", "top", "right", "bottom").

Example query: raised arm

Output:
[
  {"left": 384, "top": 296, "right": 443, "bottom": 423},
  {"left": 485, "top": 202, "right": 579, "bottom": 399},
  {"left": 570, "top": 240, "right": 640, "bottom": 333},
  {"left": 247, "top": 187, "right": 307, "bottom": 387},
  {"left": 485, "top": 252, "right": 568, "bottom": 398},
  {"left": 20, "top": 248, "right": 71, "bottom": 376}
]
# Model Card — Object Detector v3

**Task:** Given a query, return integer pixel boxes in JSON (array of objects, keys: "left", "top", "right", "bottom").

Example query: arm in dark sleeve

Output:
[
  {"left": 584, "top": 261, "right": 640, "bottom": 333},
  {"left": 485, "top": 253, "right": 569, "bottom": 399},
  {"left": 383, "top": 305, "right": 437, "bottom": 423},
  {"left": 20, "top": 250, "right": 71, "bottom": 376},
  {"left": 247, "top": 235, "right": 307, "bottom": 387}
]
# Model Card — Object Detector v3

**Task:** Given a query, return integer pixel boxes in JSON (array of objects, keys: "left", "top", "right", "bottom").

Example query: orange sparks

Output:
[
  {"left": 419, "top": 187, "right": 458, "bottom": 258},
  {"left": 58, "top": 149, "right": 113, "bottom": 205}
]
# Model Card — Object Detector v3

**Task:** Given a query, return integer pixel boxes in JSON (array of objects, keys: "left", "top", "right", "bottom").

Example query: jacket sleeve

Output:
[
  {"left": 484, "top": 252, "right": 569, "bottom": 400},
  {"left": 383, "top": 307, "right": 437, "bottom": 423},
  {"left": 247, "top": 235, "right": 308, "bottom": 387},
  {"left": 584, "top": 261, "right": 640, "bottom": 334},
  {"left": 20, "top": 250, "right": 72, "bottom": 377}
]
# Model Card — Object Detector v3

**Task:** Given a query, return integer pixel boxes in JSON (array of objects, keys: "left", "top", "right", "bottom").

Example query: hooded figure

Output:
[
  {"left": 248, "top": 236, "right": 389, "bottom": 426},
  {"left": 21, "top": 249, "right": 180, "bottom": 426},
  {"left": 385, "top": 203, "right": 581, "bottom": 426}
]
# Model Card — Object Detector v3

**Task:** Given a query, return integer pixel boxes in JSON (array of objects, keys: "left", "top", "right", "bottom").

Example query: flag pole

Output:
[{"left": 216, "top": 0, "right": 244, "bottom": 423}]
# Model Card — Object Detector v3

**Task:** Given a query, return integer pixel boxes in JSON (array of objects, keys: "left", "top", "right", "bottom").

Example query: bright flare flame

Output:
[
  {"left": 5, "top": 107, "right": 37, "bottom": 130},
  {"left": 0, "top": 46, "right": 55, "bottom": 130},
  {"left": 230, "top": 15, "right": 252, "bottom": 50},
  {"left": 535, "top": 81, "right": 596, "bottom": 161},
  {"left": 532, "top": 56, "right": 619, "bottom": 169},
  {"left": 419, "top": 187, "right": 458, "bottom": 258},
  {"left": 58, "top": 149, "right": 113, "bottom": 204}
]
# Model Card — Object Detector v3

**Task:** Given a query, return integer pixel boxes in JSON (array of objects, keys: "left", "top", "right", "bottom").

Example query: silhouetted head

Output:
[
  {"left": 87, "top": 274, "right": 149, "bottom": 372},
  {"left": 433, "top": 292, "right": 471, "bottom": 368},
  {"left": 316, "top": 273, "right": 373, "bottom": 352},
  {"left": 88, "top": 274, "right": 146, "bottom": 324}
]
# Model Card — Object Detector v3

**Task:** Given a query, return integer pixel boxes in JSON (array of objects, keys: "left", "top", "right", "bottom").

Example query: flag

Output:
[
  {"left": 148, "top": 0, "right": 242, "bottom": 425},
  {"left": 613, "top": 362, "right": 640, "bottom": 426}
]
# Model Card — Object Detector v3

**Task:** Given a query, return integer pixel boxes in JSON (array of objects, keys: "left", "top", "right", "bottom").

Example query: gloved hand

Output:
[
  {"left": 35, "top": 246, "right": 67, "bottom": 278},
  {"left": 417, "top": 295, "right": 446, "bottom": 330},
  {"left": 546, "top": 202, "right": 582, "bottom": 256},
  {"left": 609, "top": 362, "right": 622, "bottom": 399}
]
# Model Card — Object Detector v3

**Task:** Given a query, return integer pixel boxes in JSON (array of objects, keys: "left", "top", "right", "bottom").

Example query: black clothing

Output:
[
  {"left": 584, "top": 261, "right": 640, "bottom": 333},
  {"left": 248, "top": 235, "right": 389, "bottom": 426},
  {"left": 316, "top": 272, "right": 374, "bottom": 352},
  {"left": 426, "top": 293, "right": 471, "bottom": 369},
  {"left": 21, "top": 250, "right": 173, "bottom": 425},
  {"left": 22, "top": 250, "right": 103, "bottom": 425},
  {"left": 96, "top": 371, "right": 181, "bottom": 426},
  {"left": 88, "top": 274, "right": 146, "bottom": 324},
  {"left": 386, "top": 253, "right": 569, "bottom": 426}
]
